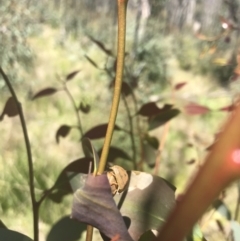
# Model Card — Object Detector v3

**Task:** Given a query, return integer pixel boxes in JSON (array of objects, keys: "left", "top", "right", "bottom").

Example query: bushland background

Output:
[{"left": 0, "top": 0, "right": 240, "bottom": 240}]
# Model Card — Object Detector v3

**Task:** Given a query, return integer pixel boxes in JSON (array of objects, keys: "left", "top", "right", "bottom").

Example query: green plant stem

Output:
[
  {"left": 98, "top": 0, "right": 128, "bottom": 174},
  {"left": 129, "top": 90, "right": 144, "bottom": 171},
  {"left": 63, "top": 84, "right": 83, "bottom": 137},
  {"left": 122, "top": 94, "right": 137, "bottom": 169},
  {"left": 0, "top": 67, "right": 38, "bottom": 241}
]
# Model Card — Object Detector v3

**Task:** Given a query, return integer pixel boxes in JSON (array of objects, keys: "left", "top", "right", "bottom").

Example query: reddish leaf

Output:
[
  {"left": 79, "top": 102, "right": 91, "bottom": 114},
  {"left": 71, "top": 174, "right": 133, "bottom": 241},
  {"left": 184, "top": 102, "right": 210, "bottom": 115},
  {"left": 66, "top": 70, "right": 80, "bottom": 81},
  {"left": 138, "top": 103, "right": 173, "bottom": 117},
  {"left": 219, "top": 104, "right": 235, "bottom": 112},
  {"left": 0, "top": 97, "right": 18, "bottom": 120},
  {"left": 83, "top": 123, "right": 121, "bottom": 139},
  {"left": 84, "top": 55, "right": 99, "bottom": 69},
  {"left": 32, "top": 87, "right": 58, "bottom": 100},
  {"left": 174, "top": 82, "right": 187, "bottom": 90},
  {"left": 56, "top": 125, "right": 72, "bottom": 143},
  {"left": 88, "top": 35, "right": 114, "bottom": 56}
]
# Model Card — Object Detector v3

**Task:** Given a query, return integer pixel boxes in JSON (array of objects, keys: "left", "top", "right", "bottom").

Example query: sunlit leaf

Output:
[
  {"left": 32, "top": 87, "right": 58, "bottom": 100},
  {"left": 79, "top": 102, "right": 91, "bottom": 114},
  {"left": 84, "top": 55, "right": 99, "bottom": 69},
  {"left": 47, "top": 216, "right": 86, "bottom": 241},
  {"left": 148, "top": 109, "right": 180, "bottom": 130},
  {"left": 138, "top": 103, "right": 173, "bottom": 117},
  {"left": 88, "top": 35, "right": 114, "bottom": 56},
  {"left": 114, "top": 171, "right": 176, "bottom": 240},
  {"left": 71, "top": 174, "right": 133, "bottom": 241},
  {"left": 174, "top": 82, "right": 187, "bottom": 90},
  {"left": 83, "top": 123, "right": 121, "bottom": 139},
  {"left": 184, "top": 102, "right": 210, "bottom": 115},
  {"left": 0, "top": 97, "right": 18, "bottom": 120},
  {"left": 213, "top": 58, "right": 229, "bottom": 66},
  {"left": 213, "top": 199, "right": 231, "bottom": 220},
  {"left": 66, "top": 70, "right": 80, "bottom": 81},
  {"left": 230, "top": 221, "right": 240, "bottom": 241},
  {"left": 56, "top": 125, "right": 72, "bottom": 144}
]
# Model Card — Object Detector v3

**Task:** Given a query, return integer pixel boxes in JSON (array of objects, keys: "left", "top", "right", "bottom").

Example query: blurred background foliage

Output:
[{"left": 1, "top": 0, "right": 240, "bottom": 240}]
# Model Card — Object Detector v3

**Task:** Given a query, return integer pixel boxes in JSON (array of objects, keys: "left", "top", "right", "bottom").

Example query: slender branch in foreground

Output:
[
  {"left": 0, "top": 67, "right": 38, "bottom": 241},
  {"left": 98, "top": 0, "right": 128, "bottom": 174}
]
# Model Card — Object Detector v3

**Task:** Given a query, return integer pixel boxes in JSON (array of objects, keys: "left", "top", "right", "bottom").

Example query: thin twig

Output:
[
  {"left": 63, "top": 83, "right": 83, "bottom": 137},
  {"left": 122, "top": 94, "right": 137, "bottom": 169},
  {"left": 0, "top": 67, "right": 38, "bottom": 241}
]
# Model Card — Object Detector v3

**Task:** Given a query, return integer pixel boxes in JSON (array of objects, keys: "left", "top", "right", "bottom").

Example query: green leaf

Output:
[
  {"left": 0, "top": 220, "right": 7, "bottom": 229},
  {"left": 138, "top": 230, "right": 156, "bottom": 241},
  {"left": 187, "top": 225, "right": 206, "bottom": 241},
  {"left": 114, "top": 171, "right": 176, "bottom": 240},
  {"left": 82, "top": 138, "right": 99, "bottom": 173},
  {"left": 213, "top": 199, "right": 231, "bottom": 220},
  {"left": 0, "top": 229, "right": 33, "bottom": 241},
  {"left": 47, "top": 216, "right": 86, "bottom": 241},
  {"left": 70, "top": 171, "right": 175, "bottom": 240},
  {"left": 230, "top": 221, "right": 240, "bottom": 241},
  {"left": 148, "top": 109, "right": 180, "bottom": 130},
  {"left": 45, "top": 157, "right": 93, "bottom": 203},
  {"left": 143, "top": 136, "right": 159, "bottom": 167}
]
